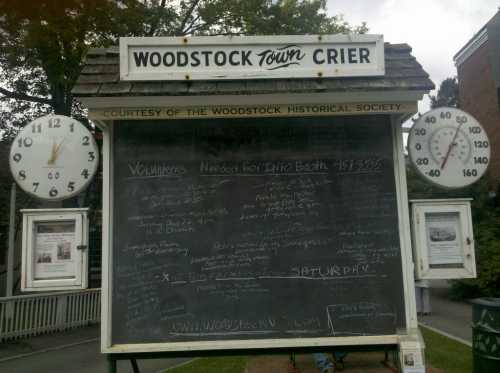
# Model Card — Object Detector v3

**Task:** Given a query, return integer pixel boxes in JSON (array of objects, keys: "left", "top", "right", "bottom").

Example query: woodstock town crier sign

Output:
[{"left": 120, "top": 35, "right": 385, "bottom": 81}]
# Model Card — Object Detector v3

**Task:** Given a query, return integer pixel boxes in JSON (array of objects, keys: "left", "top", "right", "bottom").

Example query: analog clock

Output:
[
  {"left": 9, "top": 115, "right": 99, "bottom": 201},
  {"left": 408, "top": 107, "right": 490, "bottom": 188}
]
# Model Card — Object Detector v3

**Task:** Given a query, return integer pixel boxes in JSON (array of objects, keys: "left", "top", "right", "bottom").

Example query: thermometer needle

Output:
[{"left": 440, "top": 123, "right": 463, "bottom": 170}]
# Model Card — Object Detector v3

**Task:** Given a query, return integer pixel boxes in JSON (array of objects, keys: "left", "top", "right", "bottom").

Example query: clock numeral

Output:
[
  {"left": 32, "top": 124, "right": 42, "bottom": 133},
  {"left": 474, "top": 140, "right": 489, "bottom": 148},
  {"left": 474, "top": 156, "right": 489, "bottom": 165},
  {"left": 82, "top": 136, "right": 90, "bottom": 146},
  {"left": 440, "top": 111, "right": 452, "bottom": 119},
  {"left": 49, "top": 187, "right": 58, "bottom": 197},
  {"left": 17, "top": 137, "right": 33, "bottom": 148},
  {"left": 428, "top": 169, "right": 441, "bottom": 177},
  {"left": 415, "top": 158, "right": 429, "bottom": 165},
  {"left": 70, "top": 123, "right": 74, "bottom": 132},
  {"left": 18, "top": 170, "right": 26, "bottom": 180},
  {"left": 67, "top": 182, "right": 75, "bottom": 192},
  {"left": 48, "top": 118, "right": 61, "bottom": 128},
  {"left": 414, "top": 129, "right": 426, "bottom": 136},
  {"left": 424, "top": 116, "right": 436, "bottom": 124},
  {"left": 415, "top": 143, "right": 422, "bottom": 151},
  {"left": 32, "top": 182, "right": 39, "bottom": 192},
  {"left": 463, "top": 169, "right": 478, "bottom": 177},
  {"left": 48, "top": 171, "right": 60, "bottom": 180},
  {"left": 469, "top": 126, "right": 481, "bottom": 134},
  {"left": 12, "top": 153, "right": 22, "bottom": 162},
  {"left": 81, "top": 169, "right": 89, "bottom": 179},
  {"left": 88, "top": 151, "right": 95, "bottom": 161}
]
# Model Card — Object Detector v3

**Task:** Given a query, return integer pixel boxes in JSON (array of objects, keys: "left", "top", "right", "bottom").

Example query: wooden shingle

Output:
[{"left": 73, "top": 42, "right": 435, "bottom": 98}]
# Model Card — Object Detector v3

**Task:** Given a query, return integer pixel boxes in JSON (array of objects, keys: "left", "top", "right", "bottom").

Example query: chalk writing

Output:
[{"left": 111, "top": 117, "right": 406, "bottom": 344}]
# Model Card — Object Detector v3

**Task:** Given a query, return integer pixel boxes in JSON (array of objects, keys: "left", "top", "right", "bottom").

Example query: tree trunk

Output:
[{"left": 51, "top": 84, "right": 72, "bottom": 116}]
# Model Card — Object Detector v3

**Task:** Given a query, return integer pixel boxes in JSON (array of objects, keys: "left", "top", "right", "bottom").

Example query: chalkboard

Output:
[{"left": 111, "top": 116, "right": 406, "bottom": 345}]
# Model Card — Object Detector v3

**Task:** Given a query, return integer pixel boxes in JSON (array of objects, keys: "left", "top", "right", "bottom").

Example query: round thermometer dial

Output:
[
  {"left": 9, "top": 115, "right": 99, "bottom": 201},
  {"left": 408, "top": 107, "right": 490, "bottom": 188}
]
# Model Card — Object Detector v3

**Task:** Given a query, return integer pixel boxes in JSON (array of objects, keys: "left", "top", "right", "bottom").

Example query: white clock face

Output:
[
  {"left": 408, "top": 107, "right": 490, "bottom": 188},
  {"left": 9, "top": 115, "right": 99, "bottom": 201}
]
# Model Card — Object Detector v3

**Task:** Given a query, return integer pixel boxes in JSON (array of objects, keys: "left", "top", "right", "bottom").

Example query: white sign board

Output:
[
  {"left": 120, "top": 35, "right": 385, "bottom": 81},
  {"left": 21, "top": 208, "right": 89, "bottom": 291}
]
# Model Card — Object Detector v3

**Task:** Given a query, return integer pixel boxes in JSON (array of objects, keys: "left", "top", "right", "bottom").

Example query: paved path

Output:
[
  {"left": 418, "top": 280, "right": 473, "bottom": 346},
  {"left": 0, "top": 325, "right": 191, "bottom": 373}
]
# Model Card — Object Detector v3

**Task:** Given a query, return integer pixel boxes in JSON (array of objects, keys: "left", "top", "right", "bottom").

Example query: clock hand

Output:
[
  {"left": 52, "top": 137, "right": 66, "bottom": 162},
  {"left": 47, "top": 140, "right": 57, "bottom": 165},
  {"left": 440, "top": 123, "right": 464, "bottom": 170}
]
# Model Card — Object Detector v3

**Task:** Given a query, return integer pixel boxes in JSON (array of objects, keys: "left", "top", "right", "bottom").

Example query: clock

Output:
[
  {"left": 408, "top": 107, "right": 490, "bottom": 189},
  {"left": 9, "top": 115, "right": 99, "bottom": 201}
]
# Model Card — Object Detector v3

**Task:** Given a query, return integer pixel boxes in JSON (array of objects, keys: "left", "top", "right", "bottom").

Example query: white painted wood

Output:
[
  {"left": 100, "top": 120, "right": 113, "bottom": 352},
  {"left": 104, "top": 334, "right": 399, "bottom": 354},
  {"left": 0, "top": 289, "right": 100, "bottom": 341},
  {"left": 411, "top": 199, "right": 476, "bottom": 280},
  {"left": 120, "top": 35, "right": 385, "bottom": 81},
  {"left": 100, "top": 114, "right": 421, "bottom": 353},
  {"left": 79, "top": 91, "right": 427, "bottom": 110},
  {"left": 391, "top": 116, "right": 419, "bottom": 330},
  {"left": 20, "top": 209, "right": 89, "bottom": 291}
]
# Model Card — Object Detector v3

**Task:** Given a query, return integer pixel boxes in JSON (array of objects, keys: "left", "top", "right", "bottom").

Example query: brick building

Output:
[{"left": 454, "top": 11, "right": 500, "bottom": 186}]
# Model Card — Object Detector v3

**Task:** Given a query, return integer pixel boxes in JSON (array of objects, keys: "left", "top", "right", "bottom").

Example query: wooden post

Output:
[{"left": 6, "top": 183, "right": 16, "bottom": 297}]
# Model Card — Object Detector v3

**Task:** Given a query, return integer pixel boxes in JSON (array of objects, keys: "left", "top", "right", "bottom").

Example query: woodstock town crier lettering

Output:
[{"left": 132, "top": 45, "right": 371, "bottom": 70}]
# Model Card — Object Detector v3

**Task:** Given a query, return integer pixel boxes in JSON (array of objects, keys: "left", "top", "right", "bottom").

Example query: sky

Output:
[{"left": 326, "top": 0, "right": 499, "bottom": 114}]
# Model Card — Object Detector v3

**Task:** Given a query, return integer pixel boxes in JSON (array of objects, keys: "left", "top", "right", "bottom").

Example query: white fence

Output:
[{"left": 0, "top": 289, "right": 101, "bottom": 341}]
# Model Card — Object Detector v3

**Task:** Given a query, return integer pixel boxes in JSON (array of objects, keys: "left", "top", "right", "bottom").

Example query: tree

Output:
[
  {"left": 0, "top": 0, "right": 367, "bottom": 141},
  {"left": 429, "top": 77, "right": 459, "bottom": 109}
]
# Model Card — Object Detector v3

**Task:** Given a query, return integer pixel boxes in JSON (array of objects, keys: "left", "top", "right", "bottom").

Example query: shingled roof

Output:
[{"left": 72, "top": 43, "right": 434, "bottom": 97}]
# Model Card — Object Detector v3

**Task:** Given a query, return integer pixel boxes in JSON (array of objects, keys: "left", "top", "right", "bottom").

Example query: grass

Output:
[
  {"left": 421, "top": 326, "right": 472, "bottom": 373},
  {"left": 164, "top": 356, "right": 247, "bottom": 373},
  {"left": 161, "top": 328, "right": 472, "bottom": 373}
]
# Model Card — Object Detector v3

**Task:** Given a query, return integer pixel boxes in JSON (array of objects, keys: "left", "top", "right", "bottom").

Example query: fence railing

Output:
[{"left": 0, "top": 288, "right": 101, "bottom": 341}]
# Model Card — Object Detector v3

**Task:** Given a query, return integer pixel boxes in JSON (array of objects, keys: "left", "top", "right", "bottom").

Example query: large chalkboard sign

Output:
[{"left": 112, "top": 116, "right": 406, "bottom": 345}]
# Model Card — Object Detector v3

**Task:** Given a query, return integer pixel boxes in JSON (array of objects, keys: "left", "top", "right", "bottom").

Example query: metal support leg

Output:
[
  {"left": 288, "top": 352, "right": 300, "bottom": 372},
  {"left": 130, "top": 359, "right": 140, "bottom": 373},
  {"left": 107, "top": 355, "right": 117, "bottom": 373}
]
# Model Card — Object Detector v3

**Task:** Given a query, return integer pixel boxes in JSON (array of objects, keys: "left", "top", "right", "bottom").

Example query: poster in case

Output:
[
  {"left": 34, "top": 221, "right": 77, "bottom": 280},
  {"left": 425, "top": 212, "right": 463, "bottom": 268},
  {"left": 21, "top": 208, "right": 89, "bottom": 291}
]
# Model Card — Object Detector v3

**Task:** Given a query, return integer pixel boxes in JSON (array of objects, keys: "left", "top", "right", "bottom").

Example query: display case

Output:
[
  {"left": 21, "top": 208, "right": 89, "bottom": 291},
  {"left": 411, "top": 199, "right": 476, "bottom": 280}
]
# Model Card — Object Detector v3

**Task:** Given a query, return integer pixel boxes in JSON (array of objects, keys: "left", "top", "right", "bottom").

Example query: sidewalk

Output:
[
  {"left": 0, "top": 324, "right": 100, "bottom": 362},
  {"left": 418, "top": 280, "right": 472, "bottom": 346},
  {"left": 0, "top": 326, "right": 190, "bottom": 373}
]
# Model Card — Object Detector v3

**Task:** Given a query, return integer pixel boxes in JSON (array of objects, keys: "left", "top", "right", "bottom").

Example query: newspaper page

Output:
[
  {"left": 425, "top": 212, "right": 463, "bottom": 268},
  {"left": 34, "top": 221, "right": 76, "bottom": 280}
]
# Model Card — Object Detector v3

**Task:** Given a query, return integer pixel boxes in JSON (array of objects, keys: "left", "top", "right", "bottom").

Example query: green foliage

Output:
[
  {"left": 452, "top": 183, "right": 500, "bottom": 298},
  {"left": 0, "top": 0, "right": 367, "bottom": 140},
  {"left": 420, "top": 326, "right": 472, "bottom": 373},
  {"left": 429, "top": 77, "right": 459, "bottom": 109}
]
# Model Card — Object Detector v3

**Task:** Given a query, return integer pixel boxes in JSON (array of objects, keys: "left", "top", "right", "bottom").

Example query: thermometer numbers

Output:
[{"left": 409, "top": 108, "right": 490, "bottom": 188}]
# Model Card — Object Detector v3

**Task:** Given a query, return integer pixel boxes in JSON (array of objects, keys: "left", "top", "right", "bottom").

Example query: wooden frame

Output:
[
  {"left": 96, "top": 104, "right": 418, "bottom": 353},
  {"left": 410, "top": 199, "right": 476, "bottom": 280},
  {"left": 20, "top": 208, "right": 89, "bottom": 291}
]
